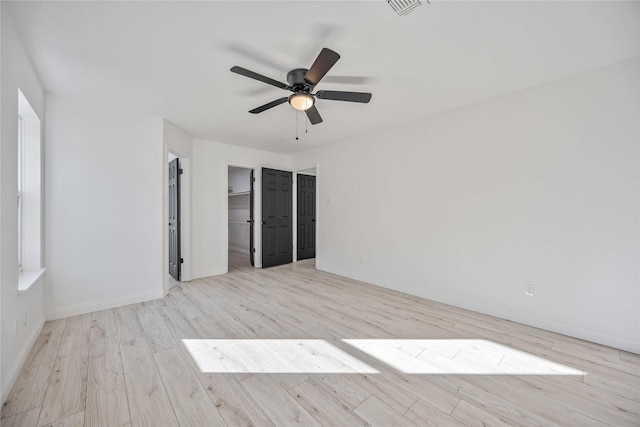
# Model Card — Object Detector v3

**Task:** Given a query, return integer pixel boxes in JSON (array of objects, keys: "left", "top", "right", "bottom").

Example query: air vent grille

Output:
[{"left": 387, "top": 0, "right": 425, "bottom": 16}]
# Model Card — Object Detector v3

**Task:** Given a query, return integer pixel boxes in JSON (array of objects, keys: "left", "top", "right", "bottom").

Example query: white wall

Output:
[
  {"left": 0, "top": 8, "right": 46, "bottom": 401},
  {"left": 192, "top": 139, "right": 290, "bottom": 276},
  {"left": 45, "top": 95, "right": 164, "bottom": 319},
  {"left": 293, "top": 58, "right": 640, "bottom": 353},
  {"left": 163, "top": 120, "right": 193, "bottom": 285}
]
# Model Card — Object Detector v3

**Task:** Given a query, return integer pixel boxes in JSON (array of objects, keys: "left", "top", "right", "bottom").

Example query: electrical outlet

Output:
[{"left": 525, "top": 284, "right": 535, "bottom": 297}]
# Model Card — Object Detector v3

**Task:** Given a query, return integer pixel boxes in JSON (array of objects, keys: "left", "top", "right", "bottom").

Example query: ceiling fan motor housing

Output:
[{"left": 287, "top": 68, "right": 313, "bottom": 92}]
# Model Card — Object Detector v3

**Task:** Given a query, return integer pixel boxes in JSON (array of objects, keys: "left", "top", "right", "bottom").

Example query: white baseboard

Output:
[
  {"left": 2, "top": 315, "right": 46, "bottom": 403},
  {"left": 321, "top": 266, "right": 640, "bottom": 355},
  {"left": 45, "top": 290, "right": 164, "bottom": 321}
]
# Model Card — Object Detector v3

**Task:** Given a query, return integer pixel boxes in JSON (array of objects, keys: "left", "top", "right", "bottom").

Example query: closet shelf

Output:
[
  {"left": 228, "top": 191, "right": 250, "bottom": 197},
  {"left": 228, "top": 221, "right": 250, "bottom": 225}
]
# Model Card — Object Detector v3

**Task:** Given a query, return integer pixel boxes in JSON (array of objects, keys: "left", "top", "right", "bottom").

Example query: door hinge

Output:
[
  {"left": 180, "top": 258, "right": 184, "bottom": 263},
  {"left": 179, "top": 169, "right": 183, "bottom": 174},
  {"left": 253, "top": 248, "right": 256, "bottom": 253}
]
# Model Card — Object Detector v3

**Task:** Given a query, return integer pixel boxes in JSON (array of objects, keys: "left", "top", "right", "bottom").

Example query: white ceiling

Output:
[{"left": 6, "top": 1, "right": 639, "bottom": 154}]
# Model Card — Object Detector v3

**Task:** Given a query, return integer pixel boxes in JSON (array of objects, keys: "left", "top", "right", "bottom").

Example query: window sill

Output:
[{"left": 18, "top": 268, "right": 46, "bottom": 294}]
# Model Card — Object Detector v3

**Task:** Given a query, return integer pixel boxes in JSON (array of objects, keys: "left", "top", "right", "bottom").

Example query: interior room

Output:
[{"left": 0, "top": 1, "right": 638, "bottom": 426}]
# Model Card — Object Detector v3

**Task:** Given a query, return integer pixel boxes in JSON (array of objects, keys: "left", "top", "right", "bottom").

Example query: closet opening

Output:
[{"left": 228, "top": 166, "right": 253, "bottom": 272}]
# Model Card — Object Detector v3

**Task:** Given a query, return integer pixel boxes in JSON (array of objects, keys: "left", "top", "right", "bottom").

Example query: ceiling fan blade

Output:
[
  {"left": 315, "top": 90, "right": 372, "bottom": 103},
  {"left": 230, "top": 66, "right": 288, "bottom": 90},
  {"left": 304, "top": 48, "right": 340, "bottom": 86},
  {"left": 249, "top": 97, "right": 288, "bottom": 114},
  {"left": 305, "top": 105, "right": 323, "bottom": 125}
]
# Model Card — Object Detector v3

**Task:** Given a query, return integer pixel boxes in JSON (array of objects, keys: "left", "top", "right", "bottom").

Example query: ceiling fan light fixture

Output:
[{"left": 289, "top": 93, "right": 315, "bottom": 111}]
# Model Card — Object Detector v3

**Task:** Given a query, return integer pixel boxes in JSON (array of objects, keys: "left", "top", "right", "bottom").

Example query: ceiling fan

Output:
[{"left": 230, "top": 48, "right": 372, "bottom": 125}]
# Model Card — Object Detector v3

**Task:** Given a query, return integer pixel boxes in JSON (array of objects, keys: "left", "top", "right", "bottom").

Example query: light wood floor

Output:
[
  {"left": 228, "top": 249, "right": 251, "bottom": 272},
  {"left": 2, "top": 257, "right": 639, "bottom": 426}
]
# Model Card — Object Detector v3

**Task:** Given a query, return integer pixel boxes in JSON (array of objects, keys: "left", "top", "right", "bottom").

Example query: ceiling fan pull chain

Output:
[{"left": 296, "top": 111, "right": 299, "bottom": 140}]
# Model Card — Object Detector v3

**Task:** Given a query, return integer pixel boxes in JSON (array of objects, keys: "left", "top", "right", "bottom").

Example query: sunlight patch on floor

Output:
[
  {"left": 182, "top": 339, "right": 379, "bottom": 374},
  {"left": 343, "top": 339, "right": 584, "bottom": 375}
]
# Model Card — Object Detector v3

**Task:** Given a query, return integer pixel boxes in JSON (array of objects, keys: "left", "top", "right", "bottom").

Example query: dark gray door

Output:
[
  {"left": 262, "top": 168, "right": 292, "bottom": 268},
  {"left": 297, "top": 174, "right": 316, "bottom": 260},
  {"left": 249, "top": 169, "right": 255, "bottom": 267},
  {"left": 168, "top": 158, "right": 181, "bottom": 281}
]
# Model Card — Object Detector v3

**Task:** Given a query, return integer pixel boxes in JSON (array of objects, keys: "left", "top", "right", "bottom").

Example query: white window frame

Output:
[{"left": 17, "top": 89, "right": 45, "bottom": 293}]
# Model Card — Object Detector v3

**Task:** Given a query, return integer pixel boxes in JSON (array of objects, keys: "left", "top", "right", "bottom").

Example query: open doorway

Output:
[{"left": 228, "top": 166, "right": 253, "bottom": 272}]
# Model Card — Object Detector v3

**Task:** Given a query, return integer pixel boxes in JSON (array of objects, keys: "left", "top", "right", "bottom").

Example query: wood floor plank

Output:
[
  {"left": 241, "top": 374, "right": 323, "bottom": 426},
  {"left": 85, "top": 336, "right": 131, "bottom": 427},
  {"left": 404, "top": 398, "right": 464, "bottom": 427},
  {"left": 153, "top": 298, "right": 200, "bottom": 340},
  {"left": 119, "top": 337, "right": 178, "bottom": 427},
  {"left": 189, "top": 314, "right": 230, "bottom": 339},
  {"left": 165, "top": 286, "right": 205, "bottom": 319},
  {"left": 306, "top": 374, "right": 371, "bottom": 410},
  {"left": 39, "top": 411, "right": 84, "bottom": 427},
  {"left": 345, "top": 374, "right": 418, "bottom": 415},
  {"left": 38, "top": 332, "right": 90, "bottom": 426},
  {"left": 89, "top": 310, "right": 118, "bottom": 342},
  {"left": 423, "top": 374, "right": 564, "bottom": 427},
  {"left": 41, "top": 319, "right": 67, "bottom": 335},
  {"left": 136, "top": 302, "right": 177, "bottom": 353},
  {"left": 1, "top": 325, "right": 65, "bottom": 418},
  {"left": 289, "top": 378, "right": 368, "bottom": 426},
  {"left": 269, "top": 373, "right": 309, "bottom": 391},
  {"left": 153, "top": 347, "right": 226, "bottom": 427},
  {"left": 194, "top": 371, "right": 274, "bottom": 427},
  {"left": 460, "top": 375, "right": 609, "bottom": 427},
  {"left": 376, "top": 370, "right": 461, "bottom": 415},
  {"left": 620, "top": 350, "right": 640, "bottom": 364},
  {"left": 451, "top": 398, "right": 513, "bottom": 427},
  {"left": 506, "top": 374, "right": 640, "bottom": 426},
  {"left": 583, "top": 373, "right": 640, "bottom": 404},
  {"left": 353, "top": 395, "right": 418, "bottom": 427},
  {"left": 114, "top": 305, "right": 146, "bottom": 342},
  {"left": 0, "top": 407, "right": 40, "bottom": 427},
  {"left": 62, "top": 314, "right": 91, "bottom": 337}
]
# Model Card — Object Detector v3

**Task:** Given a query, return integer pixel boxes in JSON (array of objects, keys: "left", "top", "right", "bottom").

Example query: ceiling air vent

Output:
[{"left": 387, "top": 0, "right": 427, "bottom": 16}]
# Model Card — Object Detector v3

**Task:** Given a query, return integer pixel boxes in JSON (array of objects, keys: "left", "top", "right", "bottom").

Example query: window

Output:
[
  {"left": 17, "top": 114, "right": 24, "bottom": 271},
  {"left": 17, "top": 89, "right": 44, "bottom": 291}
]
